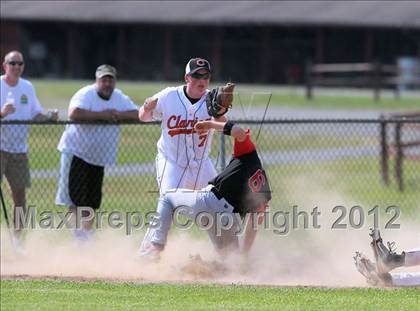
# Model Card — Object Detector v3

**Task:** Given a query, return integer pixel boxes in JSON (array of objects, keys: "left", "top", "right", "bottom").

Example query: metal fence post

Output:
[
  {"left": 395, "top": 122, "right": 404, "bottom": 192},
  {"left": 380, "top": 115, "right": 389, "bottom": 186}
]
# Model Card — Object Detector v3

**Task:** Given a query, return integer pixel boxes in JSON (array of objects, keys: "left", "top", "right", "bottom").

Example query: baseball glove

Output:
[
  {"left": 206, "top": 82, "right": 235, "bottom": 118},
  {"left": 370, "top": 228, "right": 405, "bottom": 274},
  {"left": 353, "top": 251, "right": 393, "bottom": 286}
]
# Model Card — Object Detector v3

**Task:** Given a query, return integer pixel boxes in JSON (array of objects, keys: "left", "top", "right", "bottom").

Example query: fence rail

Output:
[{"left": 380, "top": 112, "right": 420, "bottom": 191}]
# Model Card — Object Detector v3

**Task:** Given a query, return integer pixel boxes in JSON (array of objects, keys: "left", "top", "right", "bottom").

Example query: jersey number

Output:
[
  {"left": 248, "top": 169, "right": 266, "bottom": 192},
  {"left": 198, "top": 133, "right": 208, "bottom": 147}
]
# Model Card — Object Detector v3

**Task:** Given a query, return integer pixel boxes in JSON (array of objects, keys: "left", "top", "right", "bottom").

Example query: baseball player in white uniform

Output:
[
  {"left": 354, "top": 229, "right": 420, "bottom": 287},
  {"left": 139, "top": 58, "right": 227, "bottom": 195}
]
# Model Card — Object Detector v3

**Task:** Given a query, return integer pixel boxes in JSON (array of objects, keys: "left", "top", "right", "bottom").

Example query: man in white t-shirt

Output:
[
  {"left": 0, "top": 50, "right": 58, "bottom": 246},
  {"left": 55, "top": 64, "right": 138, "bottom": 240},
  {"left": 138, "top": 57, "right": 227, "bottom": 196}
]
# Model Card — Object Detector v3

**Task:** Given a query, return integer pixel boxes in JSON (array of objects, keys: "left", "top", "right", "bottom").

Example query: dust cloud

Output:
[{"left": 1, "top": 184, "right": 419, "bottom": 287}]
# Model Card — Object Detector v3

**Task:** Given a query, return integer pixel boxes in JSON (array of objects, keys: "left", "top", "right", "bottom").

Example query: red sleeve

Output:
[{"left": 233, "top": 129, "right": 256, "bottom": 157}]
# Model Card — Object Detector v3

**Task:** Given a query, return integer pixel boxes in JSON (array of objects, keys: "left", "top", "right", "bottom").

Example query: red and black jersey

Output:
[{"left": 209, "top": 130, "right": 271, "bottom": 217}]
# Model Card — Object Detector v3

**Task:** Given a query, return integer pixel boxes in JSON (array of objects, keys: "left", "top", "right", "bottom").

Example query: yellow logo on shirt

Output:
[{"left": 20, "top": 94, "right": 28, "bottom": 104}]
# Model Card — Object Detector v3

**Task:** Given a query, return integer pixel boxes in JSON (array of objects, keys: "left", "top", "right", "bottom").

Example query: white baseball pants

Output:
[
  {"left": 141, "top": 185, "right": 239, "bottom": 252},
  {"left": 155, "top": 154, "right": 217, "bottom": 195}
]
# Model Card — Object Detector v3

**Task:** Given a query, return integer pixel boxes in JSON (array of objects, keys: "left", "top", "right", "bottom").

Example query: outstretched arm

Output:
[
  {"left": 194, "top": 120, "right": 246, "bottom": 142},
  {"left": 114, "top": 110, "right": 139, "bottom": 121},
  {"left": 34, "top": 110, "right": 59, "bottom": 121},
  {"left": 214, "top": 114, "right": 227, "bottom": 123},
  {"left": 69, "top": 108, "right": 117, "bottom": 121},
  {"left": 195, "top": 120, "right": 257, "bottom": 157}
]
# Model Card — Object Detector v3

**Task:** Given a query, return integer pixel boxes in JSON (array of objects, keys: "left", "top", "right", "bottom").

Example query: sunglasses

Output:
[
  {"left": 7, "top": 61, "right": 24, "bottom": 66},
  {"left": 190, "top": 71, "right": 210, "bottom": 80}
]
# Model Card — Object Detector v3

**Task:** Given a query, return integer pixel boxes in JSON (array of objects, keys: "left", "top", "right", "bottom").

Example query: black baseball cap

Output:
[
  {"left": 185, "top": 58, "right": 211, "bottom": 75},
  {"left": 95, "top": 64, "right": 117, "bottom": 79}
]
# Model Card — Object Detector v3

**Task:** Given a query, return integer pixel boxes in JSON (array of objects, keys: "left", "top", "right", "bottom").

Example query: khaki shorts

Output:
[{"left": 0, "top": 150, "right": 31, "bottom": 189}]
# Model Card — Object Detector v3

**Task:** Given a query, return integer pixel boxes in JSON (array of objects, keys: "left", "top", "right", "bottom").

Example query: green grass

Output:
[
  {"left": 1, "top": 280, "right": 419, "bottom": 311},
  {"left": 28, "top": 121, "right": 370, "bottom": 171},
  {"left": 273, "top": 157, "right": 420, "bottom": 206},
  {"left": 2, "top": 80, "right": 418, "bottom": 311},
  {"left": 235, "top": 88, "right": 420, "bottom": 110},
  {"left": 2, "top": 79, "right": 419, "bottom": 224},
  {"left": 255, "top": 127, "right": 371, "bottom": 152},
  {"left": 2, "top": 122, "right": 419, "bottom": 224},
  {"left": 31, "top": 79, "right": 420, "bottom": 110},
  {"left": 1, "top": 154, "right": 418, "bottom": 231},
  {"left": 27, "top": 123, "right": 223, "bottom": 170},
  {"left": 26, "top": 123, "right": 162, "bottom": 170}
]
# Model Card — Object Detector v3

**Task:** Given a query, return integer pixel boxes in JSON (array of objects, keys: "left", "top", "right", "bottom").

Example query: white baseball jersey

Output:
[
  {"left": 58, "top": 84, "right": 138, "bottom": 166},
  {"left": 0, "top": 76, "right": 43, "bottom": 153},
  {"left": 151, "top": 86, "right": 214, "bottom": 169},
  {"left": 150, "top": 85, "right": 218, "bottom": 194}
]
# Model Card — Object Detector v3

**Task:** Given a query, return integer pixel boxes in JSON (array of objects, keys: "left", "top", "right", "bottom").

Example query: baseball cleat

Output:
[
  {"left": 369, "top": 228, "right": 405, "bottom": 273},
  {"left": 136, "top": 241, "right": 163, "bottom": 263},
  {"left": 71, "top": 229, "right": 95, "bottom": 248},
  {"left": 353, "top": 251, "right": 392, "bottom": 287}
]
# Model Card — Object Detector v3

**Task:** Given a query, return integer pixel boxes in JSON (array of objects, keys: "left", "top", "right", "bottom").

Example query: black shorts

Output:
[{"left": 69, "top": 155, "right": 104, "bottom": 210}]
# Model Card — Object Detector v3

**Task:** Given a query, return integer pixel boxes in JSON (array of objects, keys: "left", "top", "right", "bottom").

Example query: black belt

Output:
[{"left": 210, "top": 187, "right": 223, "bottom": 200}]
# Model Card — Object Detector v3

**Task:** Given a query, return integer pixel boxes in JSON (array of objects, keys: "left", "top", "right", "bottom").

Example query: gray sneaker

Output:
[
  {"left": 136, "top": 241, "right": 163, "bottom": 263},
  {"left": 12, "top": 235, "right": 27, "bottom": 257}
]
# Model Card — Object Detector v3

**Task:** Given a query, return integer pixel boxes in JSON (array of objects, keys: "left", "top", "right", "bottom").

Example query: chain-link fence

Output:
[{"left": 1, "top": 119, "right": 419, "bottom": 228}]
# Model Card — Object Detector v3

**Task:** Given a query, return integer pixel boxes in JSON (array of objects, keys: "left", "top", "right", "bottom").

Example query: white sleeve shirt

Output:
[
  {"left": 58, "top": 84, "right": 138, "bottom": 166},
  {"left": 0, "top": 76, "right": 43, "bottom": 153},
  {"left": 151, "top": 85, "right": 214, "bottom": 168}
]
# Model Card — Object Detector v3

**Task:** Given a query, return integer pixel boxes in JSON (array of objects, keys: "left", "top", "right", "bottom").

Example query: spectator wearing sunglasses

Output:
[
  {"left": 139, "top": 57, "right": 228, "bottom": 196},
  {"left": 1, "top": 50, "right": 59, "bottom": 251}
]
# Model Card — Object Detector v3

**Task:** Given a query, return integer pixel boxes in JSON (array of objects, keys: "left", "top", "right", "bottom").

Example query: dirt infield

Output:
[
  {"left": 2, "top": 224, "right": 418, "bottom": 288},
  {"left": 2, "top": 182, "right": 419, "bottom": 287}
]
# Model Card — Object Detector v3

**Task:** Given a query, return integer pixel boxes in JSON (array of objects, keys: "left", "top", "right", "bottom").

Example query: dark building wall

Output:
[
  {"left": 4, "top": 21, "right": 419, "bottom": 84},
  {"left": 0, "top": 21, "right": 20, "bottom": 60}
]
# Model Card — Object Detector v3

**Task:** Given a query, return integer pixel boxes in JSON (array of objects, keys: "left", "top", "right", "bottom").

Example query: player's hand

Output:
[
  {"left": 112, "top": 110, "right": 123, "bottom": 121},
  {"left": 143, "top": 98, "right": 158, "bottom": 112},
  {"left": 194, "top": 120, "right": 213, "bottom": 134},
  {"left": 47, "top": 109, "right": 59, "bottom": 121},
  {"left": 111, "top": 110, "right": 130, "bottom": 122},
  {"left": 103, "top": 109, "right": 118, "bottom": 122},
  {"left": 2, "top": 103, "right": 16, "bottom": 116}
]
